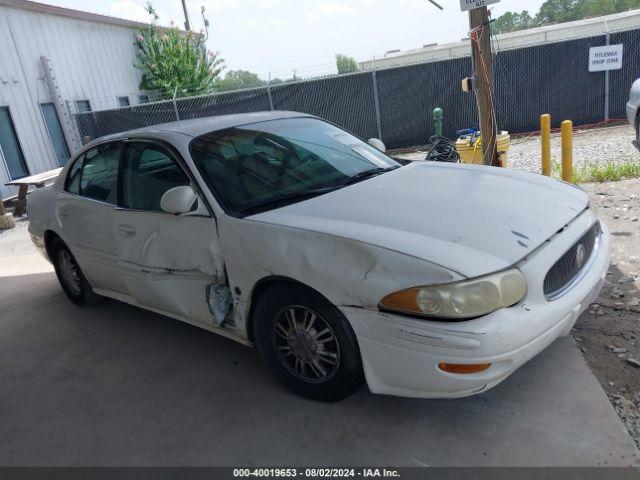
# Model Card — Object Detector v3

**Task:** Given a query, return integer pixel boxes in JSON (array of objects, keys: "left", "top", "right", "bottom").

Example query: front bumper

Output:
[{"left": 342, "top": 210, "right": 610, "bottom": 399}]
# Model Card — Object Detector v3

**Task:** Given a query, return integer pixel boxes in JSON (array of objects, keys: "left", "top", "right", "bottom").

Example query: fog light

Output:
[{"left": 438, "top": 362, "right": 491, "bottom": 374}]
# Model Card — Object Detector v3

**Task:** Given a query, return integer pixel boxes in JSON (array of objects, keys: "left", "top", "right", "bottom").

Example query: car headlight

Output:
[{"left": 379, "top": 269, "right": 527, "bottom": 320}]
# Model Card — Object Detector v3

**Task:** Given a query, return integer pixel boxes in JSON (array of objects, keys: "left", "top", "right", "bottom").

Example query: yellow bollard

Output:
[
  {"left": 541, "top": 114, "right": 551, "bottom": 177},
  {"left": 561, "top": 120, "right": 573, "bottom": 183}
]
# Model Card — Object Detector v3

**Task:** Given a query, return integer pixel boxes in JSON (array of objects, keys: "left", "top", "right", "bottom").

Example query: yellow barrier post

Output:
[
  {"left": 561, "top": 120, "right": 573, "bottom": 183},
  {"left": 541, "top": 114, "right": 551, "bottom": 177}
]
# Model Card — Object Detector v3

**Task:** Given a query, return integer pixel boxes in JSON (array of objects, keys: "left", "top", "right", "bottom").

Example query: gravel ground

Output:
[
  {"left": 0, "top": 217, "right": 34, "bottom": 259},
  {"left": 577, "top": 179, "right": 640, "bottom": 451},
  {"left": 396, "top": 124, "right": 640, "bottom": 173}
]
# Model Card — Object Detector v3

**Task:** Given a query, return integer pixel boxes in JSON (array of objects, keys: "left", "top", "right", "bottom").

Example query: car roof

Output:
[{"left": 92, "top": 111, "right": 315, "bottom": 144}]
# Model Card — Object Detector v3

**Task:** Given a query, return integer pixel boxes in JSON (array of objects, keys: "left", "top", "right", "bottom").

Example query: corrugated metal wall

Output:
[{"left": 0, "top": 4, "right": 143, "bottom": 199}]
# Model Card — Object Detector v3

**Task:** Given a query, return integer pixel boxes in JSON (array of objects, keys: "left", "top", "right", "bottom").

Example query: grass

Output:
[{"left": 550, "top": 160, "right": 640, "bottom": 184}]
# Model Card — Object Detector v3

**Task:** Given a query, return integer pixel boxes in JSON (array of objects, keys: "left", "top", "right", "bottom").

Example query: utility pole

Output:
[
  {"left": 181, "top": 0, "right": 191, "bottom": 31},
  {"left": 469, "top": 7, "right": 498, "bottom": 167}
]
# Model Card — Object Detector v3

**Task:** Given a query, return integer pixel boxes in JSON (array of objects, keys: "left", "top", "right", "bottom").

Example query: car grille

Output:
[{"left": 544, "top": 222, "right": 601, "bottom": 300}]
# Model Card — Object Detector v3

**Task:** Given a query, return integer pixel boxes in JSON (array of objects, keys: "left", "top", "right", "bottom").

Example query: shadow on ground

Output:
[{"left": 0, "top": 270, "right": 638, "bottom": 467}]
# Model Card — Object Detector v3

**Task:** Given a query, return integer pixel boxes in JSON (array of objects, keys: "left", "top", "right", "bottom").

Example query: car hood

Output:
[{"left": 248, "top": 162, "right": 589, "bottom": 278}]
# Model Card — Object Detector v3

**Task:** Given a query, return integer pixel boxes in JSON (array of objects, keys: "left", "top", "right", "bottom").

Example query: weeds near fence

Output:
[
  {"left": 551, "top": 160, "right": 640, "bottom": 183},
  {"left": 574, "top": 161, "right": 640, "bottom": 183}
]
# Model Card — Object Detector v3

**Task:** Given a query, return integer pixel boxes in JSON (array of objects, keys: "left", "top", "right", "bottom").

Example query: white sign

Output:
[
  {"left": 459, "top": 0, "right": 500, "bottom": 12},
  {"left": 589, "top": 44, "right": 624, "bottom": 72}
]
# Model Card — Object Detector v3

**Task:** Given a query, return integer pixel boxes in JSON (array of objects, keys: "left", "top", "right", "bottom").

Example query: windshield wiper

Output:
[
  {"left": 238, "top": 186, "right": 343, "bottom": 215},
  {"left": 340, "top": 166, "right": 400, "bottom": 186},
  {"left": 237, "top": 167, "right": 400, "bottom": 215}
]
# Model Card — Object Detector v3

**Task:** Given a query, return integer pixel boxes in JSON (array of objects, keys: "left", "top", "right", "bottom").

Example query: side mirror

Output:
[
  {"left": 160, "top": 186, "right": 197, "bottom": 215},
  {"left": 368, "top": 138, "right": 386, "bottom": 152}
]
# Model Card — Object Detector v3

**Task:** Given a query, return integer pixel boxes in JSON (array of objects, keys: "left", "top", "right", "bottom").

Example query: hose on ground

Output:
[{"left": 424, "top": 135, "right": 460, "bottom": 163}]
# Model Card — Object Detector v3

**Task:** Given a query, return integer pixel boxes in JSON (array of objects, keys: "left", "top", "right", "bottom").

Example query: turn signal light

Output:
[{"left": 438, "top": 363, "right": 491, "bottom": 374}]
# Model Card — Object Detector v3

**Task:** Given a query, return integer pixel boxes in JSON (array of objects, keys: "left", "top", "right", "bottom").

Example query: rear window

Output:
[{"left": 66, "top": 143, "right": 120, "bottom": 204}]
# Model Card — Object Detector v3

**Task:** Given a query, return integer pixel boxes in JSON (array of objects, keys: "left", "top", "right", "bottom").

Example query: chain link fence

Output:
[{"left": 73, "top": 27, "right": 640, "bottom": 150}]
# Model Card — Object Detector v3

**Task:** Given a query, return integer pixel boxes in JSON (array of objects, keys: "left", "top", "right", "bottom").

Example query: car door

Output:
[
  {"left": 56, "top": 141, "right": 127, "bottom": 293},
  {"left": 113, "top": 140, "right": 224, "bottom": 326}
]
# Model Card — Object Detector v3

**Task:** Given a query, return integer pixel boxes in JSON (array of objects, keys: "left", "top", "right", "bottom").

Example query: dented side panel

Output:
[
  {"left": 114, "top": 209, "right": 224, "bottom": 326},
  {"left": 218, "top": 216, "right": 463, "bottom": 337}
]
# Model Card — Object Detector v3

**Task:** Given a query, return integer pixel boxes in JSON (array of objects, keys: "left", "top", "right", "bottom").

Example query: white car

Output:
[
  {"left": 28, "top": 112, "right": 610, "bottom": 402},
  {"left": 627, "top": 77, "right": 640, "bottom": 145}
]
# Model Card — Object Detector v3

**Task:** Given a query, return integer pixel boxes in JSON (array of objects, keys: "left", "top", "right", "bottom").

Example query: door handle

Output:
[
  {"left": 58, "top": 208, "right": 69, "bottom": 219},
  {"left": 117, "top": 225, "right": 137, "bottom": 238}
]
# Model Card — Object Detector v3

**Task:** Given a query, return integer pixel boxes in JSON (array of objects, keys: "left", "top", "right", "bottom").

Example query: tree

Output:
[
  {"left": 214, "top": 70, "right": 266, "bottom": 92},
  {"left": 335, "top": 54, "right": 359, "bottom": 74},
  {"left": 535, "top": 0, "right": 581, "bottom": 24},
  {"left": 492, "top": 11, "right": 536, "bottom": 34},
  {"left": 134, "top": 3, "right": 224, "bottom": 97},
  {"left": 492, "top": 0, "right": 640, "bottom": 34}
]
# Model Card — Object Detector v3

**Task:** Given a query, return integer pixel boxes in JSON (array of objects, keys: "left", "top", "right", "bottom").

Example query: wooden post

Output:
[
  {"left": 14, "top": 185, "right": 28, "bottom": 217},
  {"left": 469, "top": 7, "right": 499, "bottom": 167}
]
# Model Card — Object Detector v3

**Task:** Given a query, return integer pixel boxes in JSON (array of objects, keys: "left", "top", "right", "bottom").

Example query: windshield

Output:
[{"left": 189, "top": 117, "right": 400, "bottom": 215}]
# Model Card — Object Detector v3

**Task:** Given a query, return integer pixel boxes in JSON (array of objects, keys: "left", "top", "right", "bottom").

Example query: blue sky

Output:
[{"left": 43, "top": 0, "right": 547, "bottom": 78}]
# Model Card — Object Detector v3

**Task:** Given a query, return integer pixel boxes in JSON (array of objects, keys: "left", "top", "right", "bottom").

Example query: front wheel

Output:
[{"left": 254, "top": 284, "right": 363, "bottom": 402}]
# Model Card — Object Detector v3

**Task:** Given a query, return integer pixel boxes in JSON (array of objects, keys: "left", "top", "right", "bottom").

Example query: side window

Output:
[
  {"left": 65, "top": 155, "right": 84, "bottom": 195},
  {"left": 79, "top": 143, "right": 120, "bottom": 204},
  {"left": 121, "top": 143, "right": 190, "bottom": 212}
]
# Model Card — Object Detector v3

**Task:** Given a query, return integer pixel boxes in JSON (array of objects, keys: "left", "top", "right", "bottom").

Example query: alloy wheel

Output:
[
  {"left": 272, "top": 305, "right": 341, "bottom": 383},
  {"left": 58, "top": 250, "right": 82, "bottom": 296}
]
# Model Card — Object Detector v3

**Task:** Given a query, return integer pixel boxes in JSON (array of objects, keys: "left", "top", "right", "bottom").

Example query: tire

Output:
[
  {"left": 254, "top": 284, "right": 364, "bottom": 402},
  {"left": 636, "top": 116, "right": 640, "bottom": 148},
  {"left": 51, "top": 238, "right": 101, "bottom": 306}
]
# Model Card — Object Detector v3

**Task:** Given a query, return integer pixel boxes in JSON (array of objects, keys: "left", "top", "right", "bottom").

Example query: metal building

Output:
[
  {"left": 0, "top": 0, "right": 150, "bottom": 199},
  {"left": 359, "top": 9, "right": 640, "bottom": 70}
]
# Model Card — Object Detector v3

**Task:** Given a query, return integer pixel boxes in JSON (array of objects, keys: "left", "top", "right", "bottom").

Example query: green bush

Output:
[{"left": 134, "top": 3, "right": 223, "bottom": 97}]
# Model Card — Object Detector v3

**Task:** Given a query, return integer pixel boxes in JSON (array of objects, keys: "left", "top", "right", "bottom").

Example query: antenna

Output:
[{"left": 426, "top": 0, "right": 443, "bottom": 9}]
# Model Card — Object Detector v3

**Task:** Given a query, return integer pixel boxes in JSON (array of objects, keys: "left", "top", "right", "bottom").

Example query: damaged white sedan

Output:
[{"left": 28, "top": 112, "right": 610, "bottom": 402}]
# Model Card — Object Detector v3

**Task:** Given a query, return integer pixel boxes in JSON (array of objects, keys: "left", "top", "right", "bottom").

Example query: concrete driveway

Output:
[{"left": 0, "top": 246, "right": 638, "bottom": 466}]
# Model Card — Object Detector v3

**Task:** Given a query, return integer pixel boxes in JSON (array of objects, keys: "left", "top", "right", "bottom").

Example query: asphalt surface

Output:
[{"left": 0, "top": 246, "right": 638, "bottom": 467}]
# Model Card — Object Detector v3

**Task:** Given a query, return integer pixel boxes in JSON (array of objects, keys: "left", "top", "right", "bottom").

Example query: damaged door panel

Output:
[
  {"left": 114, "top": 210, "right": 225, "bottom": 326},
  {"left": 113, "top": 140, "right": 227, "bottom": 328}
]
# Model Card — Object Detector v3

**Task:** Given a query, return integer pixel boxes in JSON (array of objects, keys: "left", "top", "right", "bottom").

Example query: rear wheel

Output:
[
  {"left": 254, "top": 284, "right": 363, "bottom": 402},
  {"left": 636, "top": 116, "right": 640, "bottom": 148},
  {"left": 51, "top": 238, "right": 101, "bottom": 306}
]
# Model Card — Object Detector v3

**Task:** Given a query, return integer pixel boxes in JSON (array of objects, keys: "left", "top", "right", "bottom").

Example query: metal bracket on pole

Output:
[
  {"left": 372, "top": 70, "right": 383, "bottom": 141},
  {"left": 267, "top": 72, "right": 275, "bottom": 111},
  {"left": 604, "top": 20, "right": 611, "bottom": 122},
  {"left": 65, "top": 99, "right": 83, "bottom": 146},
  {"left": 40, "top": 56, "right": 80, "bottom": 154}
]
